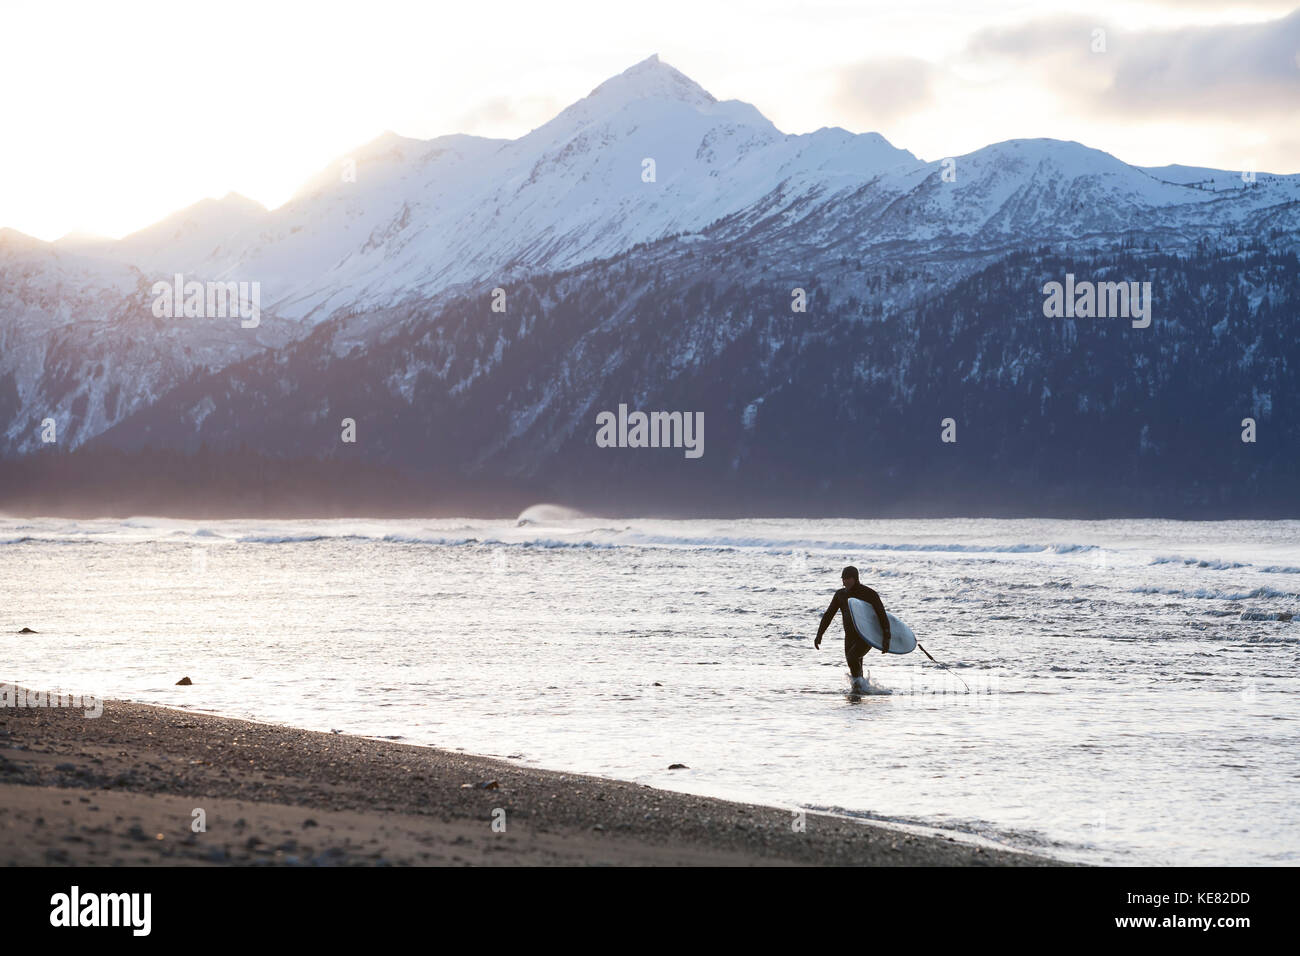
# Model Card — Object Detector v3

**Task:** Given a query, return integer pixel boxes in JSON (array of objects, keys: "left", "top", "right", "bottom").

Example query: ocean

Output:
[{"left": 4, "top": 514, "right": 1298, "bottom": 865}]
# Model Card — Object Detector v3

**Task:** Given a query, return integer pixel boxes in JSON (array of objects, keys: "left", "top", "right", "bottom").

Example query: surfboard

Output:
[{"left": 847, "top": 598, "right": 917, "bottom": 654}]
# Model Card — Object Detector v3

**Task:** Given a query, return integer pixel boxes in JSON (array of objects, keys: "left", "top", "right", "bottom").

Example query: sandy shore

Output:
[{"left": 0, "top": 689, "right": 1058, "bottom": 866}]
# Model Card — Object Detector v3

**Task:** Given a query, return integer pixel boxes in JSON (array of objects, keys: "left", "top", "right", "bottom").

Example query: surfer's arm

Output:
[{"left": 814, "top": 595, "right": 839, "bottom": 648}]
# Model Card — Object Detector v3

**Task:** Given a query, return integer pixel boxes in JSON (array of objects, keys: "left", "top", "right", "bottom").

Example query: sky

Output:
[{"left": 1, "top": 0, "right": 1297, "bottom": 241}]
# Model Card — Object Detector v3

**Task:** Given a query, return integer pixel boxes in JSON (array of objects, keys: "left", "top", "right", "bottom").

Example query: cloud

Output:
[
  {"left": 454, "top": 95, "right": 561, "bottom": 137},
  {"left": 966, "top": 16, "right": 1098, "bottom": 63},
  {"left": 1139, "top": 0, "right": 1298, "bottom": 9},
  {"left": 832, "top": 57, "right": 939, "bottom": 128},
  {"left": 965, "top": 9, "right": 1300, "bottom": 121},
  {"left": 1103, "top": 12, "right": 1300, "bottom": 115}
]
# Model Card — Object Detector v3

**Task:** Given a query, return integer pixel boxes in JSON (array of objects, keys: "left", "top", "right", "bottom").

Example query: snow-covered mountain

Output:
[
  {"left": 24, "top": 54, "right": 1296, "bottom": 327},
  {"left": 0, "top": 227, "right": 302, "bottom": 454},
  {"left": 54, "top": 236, "right": 1300, "bottom": 516},
  {"left": 61, "top": 56, "right": 921, "bottom": 322},
  {"left": 2, "top": 54, "right": 1299, "bottom": 513}
]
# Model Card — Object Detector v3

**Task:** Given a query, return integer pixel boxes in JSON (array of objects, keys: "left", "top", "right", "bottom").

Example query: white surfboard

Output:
[{"left": 847, "top": 598, "right": 917, "bottom": 655}]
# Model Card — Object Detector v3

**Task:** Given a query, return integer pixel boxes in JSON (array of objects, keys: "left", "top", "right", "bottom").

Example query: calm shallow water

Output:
[{"left": 4, "top": 515, "right": 1299, "bottom": 865}]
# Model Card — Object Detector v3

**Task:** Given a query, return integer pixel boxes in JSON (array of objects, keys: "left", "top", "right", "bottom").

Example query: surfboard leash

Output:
[{"left": 916, "top": 642, "right": 972, "bottom": 693}]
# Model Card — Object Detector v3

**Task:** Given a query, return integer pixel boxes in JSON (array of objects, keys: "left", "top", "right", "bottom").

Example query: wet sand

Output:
[{"left": 0, "top": 690, "right": 1058, "bottom": 866}]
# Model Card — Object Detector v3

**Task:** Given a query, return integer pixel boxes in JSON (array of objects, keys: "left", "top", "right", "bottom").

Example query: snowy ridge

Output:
[
  {"left": 9, "top": 55, "right": 1298, "bottom": 325},
  {"left": 3, "top": 55, "right": 1300, "bottom": 458}
]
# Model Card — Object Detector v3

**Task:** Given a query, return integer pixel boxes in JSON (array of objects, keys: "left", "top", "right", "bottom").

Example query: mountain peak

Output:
[
  {"left": 117, "top": 191, "right": 268, "bottom": 246},
  {"left": 585, "top": 54, "right": 716, "bottom": 109},
  {"left": 0, "top": 226, "right": 44, "bottom": 251},
  {"left": 217, "top": 191, "right": 265, "bottom": 209},
  {"left": 54, "top": 229, "right": 110, "bottom": 247},
  {"left": 519, "top": 55, "right": 722, "bottom": 148}
]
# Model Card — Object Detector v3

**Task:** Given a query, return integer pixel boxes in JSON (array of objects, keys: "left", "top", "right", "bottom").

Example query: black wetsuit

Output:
[{"left": 816, "top": 583, "right": 891, "bottom": 678}]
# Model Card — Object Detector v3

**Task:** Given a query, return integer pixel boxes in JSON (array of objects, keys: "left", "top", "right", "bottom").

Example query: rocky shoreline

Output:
[{"left": 0, "top": 690, "right": 1059, "bottom": 866}]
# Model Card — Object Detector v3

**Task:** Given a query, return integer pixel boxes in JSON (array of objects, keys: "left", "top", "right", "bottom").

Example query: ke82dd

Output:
[{"left": 1196, "top": 892, "right": 1250, "bottom": 904}]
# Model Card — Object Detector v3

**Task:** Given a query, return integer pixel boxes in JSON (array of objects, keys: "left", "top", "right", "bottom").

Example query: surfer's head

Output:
[{"left": 841, "top": 566, "right": 860, "bottom": 587}]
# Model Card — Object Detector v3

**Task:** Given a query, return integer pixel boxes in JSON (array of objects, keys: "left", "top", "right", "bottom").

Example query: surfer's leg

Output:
[{"left": 845, "top": 637, "right": 865, "bottom": 678}]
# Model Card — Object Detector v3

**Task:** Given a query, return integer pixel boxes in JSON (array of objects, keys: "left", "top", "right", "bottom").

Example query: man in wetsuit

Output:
[{"left": 814, "top": 565, "right": 890, "bottom": 679}]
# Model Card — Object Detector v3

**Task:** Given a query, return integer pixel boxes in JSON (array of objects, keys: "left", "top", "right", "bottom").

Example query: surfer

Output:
[{"left": 814, "top": 566, "right": 890, "bottom": 679}]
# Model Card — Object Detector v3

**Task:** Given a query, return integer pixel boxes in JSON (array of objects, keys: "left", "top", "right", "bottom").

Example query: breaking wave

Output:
[
  {"left": 1130, "top": 585, "right": 1299, "bottom": 601},
  {"left": 1150, "top": 555, "right": 1300, "bottom": 575}
]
